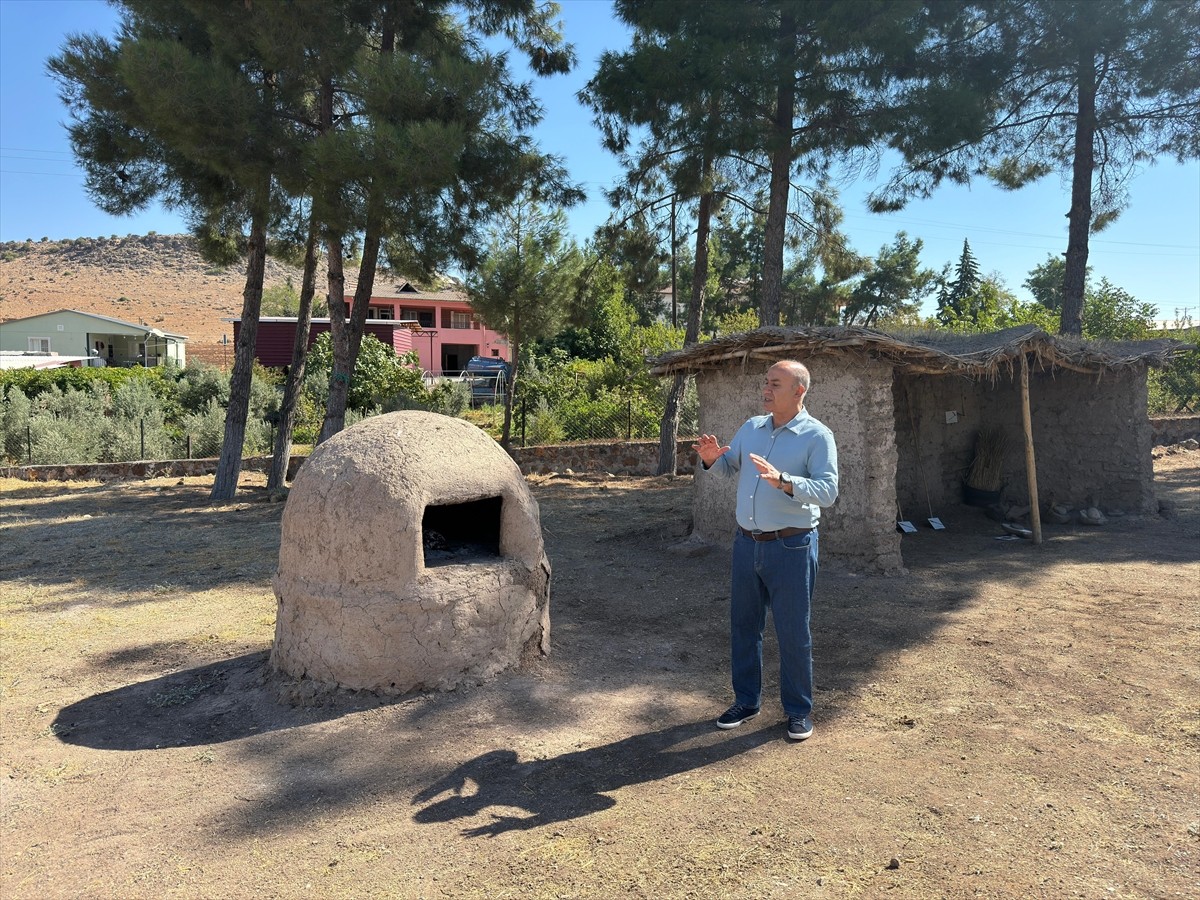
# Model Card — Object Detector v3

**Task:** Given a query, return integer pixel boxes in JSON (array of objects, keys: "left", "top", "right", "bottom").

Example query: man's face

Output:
[{"left": 763, "top": 365, "right": 803, "bottom": 416}]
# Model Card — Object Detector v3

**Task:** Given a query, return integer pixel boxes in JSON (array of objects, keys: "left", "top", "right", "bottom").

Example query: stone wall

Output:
[
  {"left": 1150, "top": 415, "right": 1200, "bottom": 446},
  {"left": 0, "top": 455, "right": 307, "bottom": 484},
  {"left": 3, "top": 410, "right": 1187, "bottom": 512},
  {"left": 511, "top": 440, "right": 697, "bottom": 476}
]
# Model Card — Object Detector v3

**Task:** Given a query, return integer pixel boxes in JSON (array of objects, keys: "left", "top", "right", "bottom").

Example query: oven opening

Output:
[{"left": 422, "top": 496, "right": 502, "bottom": 566}]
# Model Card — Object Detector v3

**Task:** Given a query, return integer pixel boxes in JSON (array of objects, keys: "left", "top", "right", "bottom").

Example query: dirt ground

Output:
[{"left": 1, "top": 450, "right": 1197, "bottom": 899}]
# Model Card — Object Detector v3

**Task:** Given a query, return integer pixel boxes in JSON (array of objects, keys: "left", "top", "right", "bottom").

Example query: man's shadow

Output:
[{"left": 412, "top": 718, "right": 781, "bottom": 836}]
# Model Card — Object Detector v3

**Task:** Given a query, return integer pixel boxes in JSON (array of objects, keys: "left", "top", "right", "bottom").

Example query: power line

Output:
[
  {"left": 0, "top": 168, "right": 81, "bottom": 177},
  {"left": 841, "top": 210, "right": 1199, "bottom": 250},
  {"left": 0, "top": 146, "right": 74, "bottom": 155}
]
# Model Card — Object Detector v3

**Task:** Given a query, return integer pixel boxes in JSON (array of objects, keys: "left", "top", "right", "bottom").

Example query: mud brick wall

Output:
[
  {"left": 894, "top": 367, "right": 1155, "bottom": 515},
  {"left": 689, "top": 354, "right": 904, "bottom": 575}
]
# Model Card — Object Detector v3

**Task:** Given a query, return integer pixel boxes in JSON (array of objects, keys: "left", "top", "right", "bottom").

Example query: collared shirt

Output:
[{"left": 706, "top": 409, "right": 839, "bottom": 531}]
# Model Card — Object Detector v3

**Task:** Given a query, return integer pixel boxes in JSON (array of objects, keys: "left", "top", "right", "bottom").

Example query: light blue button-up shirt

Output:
[{"left": 706, "top": 410, "right": 839, "bottom": 531}]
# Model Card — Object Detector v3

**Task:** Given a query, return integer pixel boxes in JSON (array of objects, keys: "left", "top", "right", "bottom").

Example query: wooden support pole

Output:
[{"left": 1020, "top": 353, "right": 1042, "bottom": 544}]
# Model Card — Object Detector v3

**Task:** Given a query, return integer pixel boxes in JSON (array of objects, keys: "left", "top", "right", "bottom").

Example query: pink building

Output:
[
  {"left": 345, "top": 280, "right": 509, "bottom": 375},
  {"left": 236, "top": 280, "right": 510, "bottom": 375}
]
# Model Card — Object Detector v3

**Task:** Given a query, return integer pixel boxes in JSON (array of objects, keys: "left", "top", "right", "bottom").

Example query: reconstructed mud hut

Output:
[
  {"left": 271, "top": 411, "right": 551, "bottom": 694},
  {"left": 652, "top": 325, "right": 1183, "bottom": 573}
]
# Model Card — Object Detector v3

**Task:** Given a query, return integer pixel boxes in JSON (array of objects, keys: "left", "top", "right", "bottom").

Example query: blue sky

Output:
[{"left": 1, "top": 0, "right": 1197, "bottom": 321}]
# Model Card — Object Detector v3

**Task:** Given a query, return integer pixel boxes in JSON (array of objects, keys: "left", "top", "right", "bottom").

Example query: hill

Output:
[{"left": 0, "top": 235, "right": 351, "bottom": 366}]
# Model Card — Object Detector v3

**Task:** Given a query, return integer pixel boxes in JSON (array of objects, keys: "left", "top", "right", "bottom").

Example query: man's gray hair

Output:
[{"left": 777, "top": 360, "right": 811, "bottom": 392}]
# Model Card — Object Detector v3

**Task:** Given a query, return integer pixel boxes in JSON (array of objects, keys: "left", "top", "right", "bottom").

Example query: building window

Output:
[
  {"left": 402, "top": 308, "right": 434, "bottom": 328},
  {"left": 451, "top": 311, "right": 472, "bottom": 329},
  {"left": 28, "top": 337, "right": 51, "bottom": 353}
]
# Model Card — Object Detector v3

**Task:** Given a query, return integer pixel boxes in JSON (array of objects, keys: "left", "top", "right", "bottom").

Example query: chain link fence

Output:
[
  {"left": 508, "top": 391, "right": 698, "bottom": 447},
  {"left": 1, "top": 370, "right": 699, "bottom": 465},
  {"left": 1, "top": 414, "right": 268, "bottom": 466},
  {"left": 1, "top": 401, "right": 697, "bottom": 466}
]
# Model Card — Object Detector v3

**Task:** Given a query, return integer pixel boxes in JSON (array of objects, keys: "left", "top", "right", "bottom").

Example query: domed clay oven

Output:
[{"left": 271, "top": 411, "right": 551, "bottom": 694}]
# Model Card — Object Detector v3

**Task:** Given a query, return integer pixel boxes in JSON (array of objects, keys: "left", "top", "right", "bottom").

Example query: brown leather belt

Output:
[{"left": 739, "top": 526, "right": 814, "bottom": 542}]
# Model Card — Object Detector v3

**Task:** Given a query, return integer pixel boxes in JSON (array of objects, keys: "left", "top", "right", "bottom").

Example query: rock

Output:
[
  {"left": 1181, "top": 438, "right": 1199, "bottom": 451},
  {"left": 1079, "top": 507, "right": 1107, "bottom": 526},
  {"left": 886, "top": 858, "right": 901, "bottom": 870},
  {"left": 1006, "top": 504, "right": 1031, "bottom": 522},
  {"left": 668, "top": 534, "right": 714, "bottom": 558},
  {"left": 1046, "top": 503, "right": 1072, "bottom": 524}
]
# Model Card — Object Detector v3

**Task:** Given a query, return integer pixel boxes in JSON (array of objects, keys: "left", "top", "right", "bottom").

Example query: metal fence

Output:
[
  {"left": 2, "top": 400, "right": 699, "bottom": 466},
  {"left": 507, "top": 393, "right": 698, "bottom": 447}
]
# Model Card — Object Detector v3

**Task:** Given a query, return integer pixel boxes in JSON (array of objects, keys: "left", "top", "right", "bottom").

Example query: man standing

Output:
[{"left": 693, "top": 360, "right": 839, "bottom": 741}]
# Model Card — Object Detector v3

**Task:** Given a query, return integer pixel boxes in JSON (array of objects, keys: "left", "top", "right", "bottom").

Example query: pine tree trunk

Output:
[
  {"left": 319, "top": 224, "right": 381, "bottom": 443},
  {"left": 759, "top": 10, "right": 796, "bottom": 328},
  {"left": 210, "top": 200, "right": 268, "bottom": 501},
  {"left": 501, "top": 312, "right": 519, "bottom": 450},
  {"left": 318, "top": 23, "right": 393, "bottom": 444},
  {"left": 1061, "top": 45, "right": 1096, "bottom": 337},
  {"left": 657, "top": 185, "right": 713, "bottom": 475},
  {"left": 318, "top": 233, "right": 349, "bottom": 445},
  {"left": 267, "top": 222, "right": 319, "bottom": 490}
]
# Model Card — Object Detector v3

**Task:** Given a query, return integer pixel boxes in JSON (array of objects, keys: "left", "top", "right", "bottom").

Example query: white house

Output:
[{"left": 0, "top": 309, "right": 187, "bottom": 367}]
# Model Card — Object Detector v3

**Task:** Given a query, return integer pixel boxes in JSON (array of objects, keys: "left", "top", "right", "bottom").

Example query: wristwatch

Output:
[{"left": 778, "top": 472, "right": 790, "bottom": 490}]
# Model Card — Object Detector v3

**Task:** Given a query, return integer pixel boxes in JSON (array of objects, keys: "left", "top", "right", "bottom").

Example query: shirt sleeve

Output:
[{"left": 789, "top": 426, "right": 838, "bottom": 508}]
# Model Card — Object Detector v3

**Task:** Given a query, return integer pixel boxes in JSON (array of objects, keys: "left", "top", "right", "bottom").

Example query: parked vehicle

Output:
[{"left": 464, "top": 356, "right": 510, "bottom": 407}]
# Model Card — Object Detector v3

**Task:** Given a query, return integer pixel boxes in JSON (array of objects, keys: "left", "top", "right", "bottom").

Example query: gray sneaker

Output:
[
  {"left": 787, "top": 715, "right": 814, "bottom": 740},
  {"left": 716, "top": 704, "right": 760, "bottom": 729}
]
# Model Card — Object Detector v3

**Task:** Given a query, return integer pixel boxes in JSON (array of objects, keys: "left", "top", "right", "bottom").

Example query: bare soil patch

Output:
[{"left": 1, "top": 453, "right": 1197, "bottom": 899}]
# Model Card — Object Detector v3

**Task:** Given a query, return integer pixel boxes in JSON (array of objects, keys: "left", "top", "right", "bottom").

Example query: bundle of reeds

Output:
[{"left": 966, "top": 427, "right": 1009, "bottom": 491}]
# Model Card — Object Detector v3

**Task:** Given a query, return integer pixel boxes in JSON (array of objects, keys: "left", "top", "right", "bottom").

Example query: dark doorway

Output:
[
  {"left": 441, "top": 344, "right": 478, "bottom": 376},
  {"left": 422, "top": 496, "right": 503, "bottom": 566}
]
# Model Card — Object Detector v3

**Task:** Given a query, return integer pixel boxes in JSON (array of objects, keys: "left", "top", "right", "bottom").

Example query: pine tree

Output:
[
  {"left": 50, "top": 0, "right": 323, "bottom": 500},
  {"left": 468, "top": 191, "right": 583, "bottom": 448},
  {"left": 877, "top": 0, "right": 1200, "bottom": 336},
  {"left": 937, "top": 240, "right": 982, "bottom": 325},
  {"left": 843, "top": 233, "right": 936, "bottom": 327}
]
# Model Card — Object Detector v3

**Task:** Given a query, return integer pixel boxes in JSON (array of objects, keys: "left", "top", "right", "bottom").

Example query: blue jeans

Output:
[{"left": 730, "top": 528, "right": 818, "bottom": 718}]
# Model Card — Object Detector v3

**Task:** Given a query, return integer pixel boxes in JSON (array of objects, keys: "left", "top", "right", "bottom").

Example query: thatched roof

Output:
[{"left": 649, "top": 325, "right": 1188, "bottom": 378}]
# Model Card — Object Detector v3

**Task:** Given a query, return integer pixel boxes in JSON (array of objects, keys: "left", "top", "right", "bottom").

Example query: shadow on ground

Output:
[{"left": 41, "top": 468, "right": 1199, "bottom": 839}]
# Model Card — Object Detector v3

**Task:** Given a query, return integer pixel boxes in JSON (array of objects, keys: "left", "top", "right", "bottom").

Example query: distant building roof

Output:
[
  {"left": 0, "top": 308, "right": 188, "bottom": 340},
  {"left": 0, "top": 351, "right": 93, "bottom": 370},
  {"left": 342, "top": 279, "right": 470, "bottom": 302}
]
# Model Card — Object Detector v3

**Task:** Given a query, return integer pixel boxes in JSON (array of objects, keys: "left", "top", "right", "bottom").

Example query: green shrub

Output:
[
  {"left": 426, "top": 380, "right": 470, "bottom": 416},
  {"left": 1148, "top": 339, "right": 1199, "bottom": 414},
  {"left": 305, "top": 333, "right": 429, "bottom": 412},
  {"left": 176, "top": 363, "right": 229, "bottom": 414},
  {"left": 2, "top": 386, "right": 33, "bottom": 461},
  {"left": 525, "top": 398, "right": 565, "bottom": 445},
  {"left": 103, "top": 379, "right": 172, "bottom": 461}
]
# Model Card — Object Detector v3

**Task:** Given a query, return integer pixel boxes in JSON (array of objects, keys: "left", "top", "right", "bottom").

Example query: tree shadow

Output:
[
  {"left": 50, "top": 651, "right": 391, "bottom": 750},
  {"left": 410, "top": 719, "right": 779, "bottom": 837}
]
